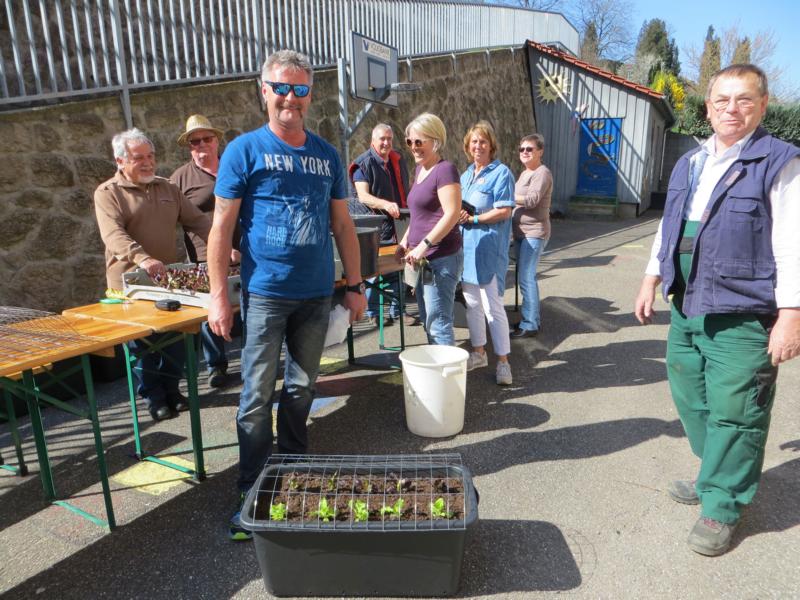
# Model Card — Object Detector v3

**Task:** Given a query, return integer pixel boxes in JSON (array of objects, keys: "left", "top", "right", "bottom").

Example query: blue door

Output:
[{"left": 575, "top": 118, "right": 621, "bottom": 197}]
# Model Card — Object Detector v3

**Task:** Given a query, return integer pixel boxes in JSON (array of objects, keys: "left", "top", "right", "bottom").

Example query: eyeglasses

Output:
[
  {"left": 406, "top": 138, "right": 428, "bottom": 148},
  {"left": 264, "top": 80, "right": 311, "bottom": 97},
  {"left": 519, "top": 146, "right": 537, "bottom": 153},
  {"left": 710, "top": 96, "right": 757, "bottom": 112},
  {"left": 188, "top": 135, "right": 217, "bottom": 147}
]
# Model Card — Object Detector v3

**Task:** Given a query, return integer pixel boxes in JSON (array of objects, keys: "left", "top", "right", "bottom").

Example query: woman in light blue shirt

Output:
[{"left": 458, "top": 121, "right": 515, "bottom": 385}]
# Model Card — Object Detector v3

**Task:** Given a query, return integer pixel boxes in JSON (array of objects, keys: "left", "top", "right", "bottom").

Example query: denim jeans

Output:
[
  {"left": 365, "top": 271, "right": 403, "bottom": 319},
  {"left": 200, "top": 312, "right": 242, "bottom": 372},
  {"left": 127, "top": 333, "right": 185, "bottom": 408},
  {"left": 237, "top": 292, "right": 330, "bottom": 492},
  {"left": 416, "top": 249, "right": 463, "bottom": 346},
  {"left": 516, "top": 237, "right": 547, "bottom": 331}
]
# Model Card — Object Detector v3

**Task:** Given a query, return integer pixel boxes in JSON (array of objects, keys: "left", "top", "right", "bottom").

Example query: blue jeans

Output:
[
  {"left": 200, "top": 312, "right": 242, "bottom": 372},
  {"left": 365, "top": 271, "right": 402, "bottom": 319},
  {"left": 127, "top": 333, "right": 185, "bottom": 408},
  {"left": 516, "top": 237, "right": 547, "bottom": 331},
  {"left": 237, "top": 292, "right": 330, "bottom": 492},
  {"left": 416, "top": 250, "right": 463, "bottom": 346}
]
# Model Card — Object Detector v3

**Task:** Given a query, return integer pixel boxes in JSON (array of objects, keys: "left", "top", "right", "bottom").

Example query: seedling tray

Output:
[
  {"left": 241, "top": 453, "right": 478, "bottom": 597},
  {"left": 122, "top": 263, "right": 240, "bottom": 308}
]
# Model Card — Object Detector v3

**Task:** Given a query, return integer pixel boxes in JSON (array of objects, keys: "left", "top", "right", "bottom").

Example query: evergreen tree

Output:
[
  {"left": 731, "top": 37, "right": 751, "bottom": 65},
  {"left": 698, "top": 26, "right": 721, "bottom": 96},
  {"left": 581, "top": 22, "right": 600, "bottom": 65}
]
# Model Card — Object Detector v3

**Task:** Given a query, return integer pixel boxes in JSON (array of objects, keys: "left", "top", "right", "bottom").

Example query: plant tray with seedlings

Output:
[
  {"left": 122, "top": 263, "right": 241, "bottom": 308},
  {"left": 241, "top": 454, "right": 478, "bottom": 597}
]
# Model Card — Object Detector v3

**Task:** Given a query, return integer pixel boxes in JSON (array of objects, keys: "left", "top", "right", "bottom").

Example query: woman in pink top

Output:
[
  {"left": 511, "top": 133, "right": 552, "bottom": 337},
  {"left": 396, "top": 113, "right": 463, "bottom": 345}
]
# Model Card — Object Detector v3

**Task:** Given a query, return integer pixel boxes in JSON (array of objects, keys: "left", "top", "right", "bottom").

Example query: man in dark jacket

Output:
[
  {"left": 349, "top": 123, "right": 412, "bottom": 326},
  {"left": 635, "top": 64, "right": 800, "bottom": 556}
]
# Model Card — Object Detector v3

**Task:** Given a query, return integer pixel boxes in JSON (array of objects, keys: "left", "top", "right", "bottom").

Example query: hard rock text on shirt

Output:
[{"left": 263, "top": 153, "right": 332, "bottom": 177}]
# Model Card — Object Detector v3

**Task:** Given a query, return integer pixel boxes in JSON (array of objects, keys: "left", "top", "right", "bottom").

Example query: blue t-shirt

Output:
[
  {"left": 459, "top": 160, "right": 515, "bottom": 294},
  {"left": 215, "top": 125, "right": 347, "bottom": 298}
]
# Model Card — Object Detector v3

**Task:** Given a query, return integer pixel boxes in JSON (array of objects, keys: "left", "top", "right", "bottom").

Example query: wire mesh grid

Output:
[
  {"left": 0, "top": 307, "right": 98, "bottom": 362},
  {"left": 245, "top": 454, "right": 471, "bottom": 532}
]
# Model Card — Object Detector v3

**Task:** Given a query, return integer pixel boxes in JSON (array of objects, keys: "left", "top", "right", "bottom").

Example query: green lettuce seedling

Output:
[
  {"left": 313, "top": 497, "right": 336, "bottom": 522},
  {"left": 349, "top": 499, "right": 369, "bottom": 522},
  {"left": 326, "top": 471, "right": 339, "bottom": 492},
  {"left": 379, "top": 498, "right": 405, "bottom": 518},
  {"left": 270, "top": 502, "right": 287, "bottom": 521},
  {"left": 430, "top": 497, "right": 453, "bottom": 519}
]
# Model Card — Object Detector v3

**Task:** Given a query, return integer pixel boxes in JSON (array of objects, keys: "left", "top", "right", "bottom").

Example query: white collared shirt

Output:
[{"left": 645, "top": 134, "right": 800, "bottom": 308}]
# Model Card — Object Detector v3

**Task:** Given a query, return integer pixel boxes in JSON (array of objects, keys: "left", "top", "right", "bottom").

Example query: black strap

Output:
[{"left": 678, "top": 236, "right": 694, "bottom": 254}]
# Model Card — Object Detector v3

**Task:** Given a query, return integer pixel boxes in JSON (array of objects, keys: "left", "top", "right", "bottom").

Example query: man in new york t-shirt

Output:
[{"left": 206, "top": 50, "right": 366, "bottom": 542}]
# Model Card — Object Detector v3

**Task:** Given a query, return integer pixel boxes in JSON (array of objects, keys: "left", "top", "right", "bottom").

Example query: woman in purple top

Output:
[{"left": 396, "top": 113, "right": 463, "bottom": 345}]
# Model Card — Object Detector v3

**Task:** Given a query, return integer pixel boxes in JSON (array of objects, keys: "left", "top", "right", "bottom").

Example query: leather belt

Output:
[{"left": 678, "top": 237, "right": 694, "bottom": 254}]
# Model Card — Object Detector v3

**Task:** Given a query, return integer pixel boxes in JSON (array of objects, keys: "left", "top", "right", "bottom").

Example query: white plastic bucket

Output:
[{"left": 398, "top": 345, "right": 469, "bottom": 438}]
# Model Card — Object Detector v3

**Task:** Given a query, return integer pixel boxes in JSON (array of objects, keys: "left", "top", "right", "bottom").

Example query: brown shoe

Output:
[
  {"left": 368, "top": 316, "right": 393, "bottom": 327},
  {"left": 403, "top": 314, "right": 420, "bottom": 326}
]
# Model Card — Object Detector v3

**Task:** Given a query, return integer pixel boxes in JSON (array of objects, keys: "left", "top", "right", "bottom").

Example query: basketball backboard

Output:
[{"left": 351, "top": 32, "right": 398, "bottom": 107}]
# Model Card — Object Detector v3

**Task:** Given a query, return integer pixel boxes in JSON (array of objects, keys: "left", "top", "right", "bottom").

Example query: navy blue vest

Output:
[
  {"left": 659, "top": 127, "right": 800, "bottom": 317},
  {"left": 351, "top": 148, "right": 409, "bottom": 243}
]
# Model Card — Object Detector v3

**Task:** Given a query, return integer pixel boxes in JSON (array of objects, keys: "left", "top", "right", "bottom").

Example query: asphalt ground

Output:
[{"left": 2, "top": 213, "right": 799, "bottom": 599}]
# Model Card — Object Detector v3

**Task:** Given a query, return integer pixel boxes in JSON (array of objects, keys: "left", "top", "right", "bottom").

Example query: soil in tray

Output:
[{"left": 254, "top": 472, "right": 465, "bottom": 524}]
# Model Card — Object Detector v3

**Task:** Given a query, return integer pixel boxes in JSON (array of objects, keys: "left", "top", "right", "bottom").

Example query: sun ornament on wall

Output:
[{"left": 537, "top": 72, "right": 568, "bottom": 103}]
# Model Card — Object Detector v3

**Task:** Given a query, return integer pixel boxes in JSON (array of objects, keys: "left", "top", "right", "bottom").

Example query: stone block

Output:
[
  {"left": 30, "top": 153, "right": 75, "bottom": 187},
  {"left": 70, "top": 254, "right": 106, "bottom": 305},
  {"left": 74, "top": 156, "right": 116, "bottom": 187},
  {"left": 12, "top": 261, "right": 69, "bottom": 312},
  {"left": 15, "top": 189, "right": 53, "bottom": 210},
  {"left": 0, "top": 156, "right": 27, "bottom": 190},
  {"left": 27, "top": 213, "right": 85, "bottom": 261},
  {"left": 60, "top": 188, "right": 95, "bottom": 217},
  {"left": 31, "top": 123, "right": 63, "bottom": 151},
  {"left": 60, "top": 111, "right": 106, "bottom": 137},
  {"left": 0, "top": 207, "right": 38, "bottom": 248}
]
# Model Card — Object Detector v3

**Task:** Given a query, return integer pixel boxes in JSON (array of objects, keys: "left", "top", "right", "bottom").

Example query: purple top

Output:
[{"left": 407, "top": 160, "right": 462, "bottom": 259}]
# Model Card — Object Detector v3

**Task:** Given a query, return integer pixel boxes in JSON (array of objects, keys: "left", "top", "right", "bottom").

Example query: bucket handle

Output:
[{"left": 441, "top": 365, "right": 464, "bottom": 378}]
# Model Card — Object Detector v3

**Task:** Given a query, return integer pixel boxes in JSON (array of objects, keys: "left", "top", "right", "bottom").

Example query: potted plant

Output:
[{"left": 240, "top": 453, "right": 479, "bottom": 597}]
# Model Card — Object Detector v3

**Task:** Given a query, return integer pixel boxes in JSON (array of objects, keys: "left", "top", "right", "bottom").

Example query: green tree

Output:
[
  {"left": 636, "top": 19, "right": 680, "bottom": 76},
  {"left": 731, "top": 37, "right": 751, "bottom": 65},
  {"left": 698, "top": 26, "right": 721, "bottom": 97},
  {"left": 581, "top": 22, "right": 600, "bottom": 65}
]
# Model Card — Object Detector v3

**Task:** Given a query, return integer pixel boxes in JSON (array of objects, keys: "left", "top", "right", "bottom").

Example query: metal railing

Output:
[{"left": 0, "top": 0, "right": 579, "bottom": 109}]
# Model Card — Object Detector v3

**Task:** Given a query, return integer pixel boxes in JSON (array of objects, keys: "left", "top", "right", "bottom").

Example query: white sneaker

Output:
[
  {"left": 496, "top": 362, "right": 512, "bottom": 385},
  {"left": 466, "top": 351, "right": 489, "bottom": 371}
]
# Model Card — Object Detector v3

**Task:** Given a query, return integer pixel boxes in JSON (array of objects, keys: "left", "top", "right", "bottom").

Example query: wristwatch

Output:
[{"left": 345, "top": 282, "right": 366, "bottom": 294}]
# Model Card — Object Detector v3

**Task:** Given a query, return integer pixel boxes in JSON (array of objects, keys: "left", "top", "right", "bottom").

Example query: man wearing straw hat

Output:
[{"left": 172, "top": 114, "right": 241, "bottom": 389}]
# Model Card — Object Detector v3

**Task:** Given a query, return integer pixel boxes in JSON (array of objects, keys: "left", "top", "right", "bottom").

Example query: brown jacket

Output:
[{"left": 94, "top": 172, "right": 211, "bottom": 289}]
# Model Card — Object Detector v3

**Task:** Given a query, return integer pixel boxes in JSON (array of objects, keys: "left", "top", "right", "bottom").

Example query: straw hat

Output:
[{"left": 177, "top": 114, "right": 224, "bottom": 146}]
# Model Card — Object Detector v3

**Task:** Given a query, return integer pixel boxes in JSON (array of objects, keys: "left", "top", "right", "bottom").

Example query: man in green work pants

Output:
[{"left": 635, "top": 64, "right": 800, "bottom": 556}]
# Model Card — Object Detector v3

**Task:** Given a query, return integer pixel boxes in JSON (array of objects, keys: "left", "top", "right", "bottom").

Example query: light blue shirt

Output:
[{"left": 459, "top": 159, "right": 515, "bottom": 295}]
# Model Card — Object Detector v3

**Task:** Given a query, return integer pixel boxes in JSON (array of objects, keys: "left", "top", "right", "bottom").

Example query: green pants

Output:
[{"left": 667, "top": 221, "right": 778, "bottom": 524}]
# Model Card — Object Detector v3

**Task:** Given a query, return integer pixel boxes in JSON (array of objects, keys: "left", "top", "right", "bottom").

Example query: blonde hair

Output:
[
  {"left": 463, "top": 121, "right": 498, "bottom": 161},
  {"left": 405, "top": 113, "right": 446, "bottom": 153}
]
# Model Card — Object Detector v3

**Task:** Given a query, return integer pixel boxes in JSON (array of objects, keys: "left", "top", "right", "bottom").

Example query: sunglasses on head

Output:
[
  {"left": 264, "top": 80, "right": 311, "bottom": 97},
  {"left": 406, "top": 138, "right": 427, "bottom": 148},
  {"left": 188, "top": 135, "right": 216, "bottom": 147},
  {"left": 519, "top": 146, "right": 537, "bottom": 153}
]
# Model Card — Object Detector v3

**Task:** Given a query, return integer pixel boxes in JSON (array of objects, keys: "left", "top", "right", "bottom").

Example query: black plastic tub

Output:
[{"left": 240, "top": 454, "right": 478, "bottom": 597}]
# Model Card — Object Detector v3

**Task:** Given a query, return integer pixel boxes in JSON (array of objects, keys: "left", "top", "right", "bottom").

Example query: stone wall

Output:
[{"left": 0, "top": 47, "right": 534, "bottom": 312}]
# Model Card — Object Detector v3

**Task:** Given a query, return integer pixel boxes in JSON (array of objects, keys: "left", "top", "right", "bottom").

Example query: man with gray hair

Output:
[
  {"left": 349, "top": 123, "right": 412, "bottom": 326},
  {"left": 207, "top": 50, "right": 366, "bottom": 540},
  {"left": 635, "top": 64, "right": 800, "bottom": 555},
  {"left": 94, "top": 127, "right": 211, "bottom": 421}
]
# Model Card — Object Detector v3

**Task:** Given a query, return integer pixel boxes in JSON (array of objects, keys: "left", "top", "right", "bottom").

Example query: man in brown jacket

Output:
[{"left": 94, "top": 127, "right": 211, "bottom": 421}]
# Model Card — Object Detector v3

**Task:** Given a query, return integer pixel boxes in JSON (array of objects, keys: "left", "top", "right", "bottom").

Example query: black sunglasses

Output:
[
  {"left": 264, "top": 80, "right": 311, "bottom": 97},
  {"left": 188, "top": 135, "right": 217, "bottom": 147},
  {"left": 406, "top": 138, "right": 427, "bottom": 148},
  {"left": 519, "top": 146, "right": 537, "bottom": 153}
]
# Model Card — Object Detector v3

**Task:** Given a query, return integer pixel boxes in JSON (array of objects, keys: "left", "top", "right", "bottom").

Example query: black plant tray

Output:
[{"left": 240, "top": 454, "right": 478, "bottom": 597}]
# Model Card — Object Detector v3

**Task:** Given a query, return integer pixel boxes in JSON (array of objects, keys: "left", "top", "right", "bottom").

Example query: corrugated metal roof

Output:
[{"left": 527, "top": 40, "right": 674, "bottom": 122}]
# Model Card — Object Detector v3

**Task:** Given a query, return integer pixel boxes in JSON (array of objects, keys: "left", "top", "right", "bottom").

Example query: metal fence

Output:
[{"left": 0, "top": 0, "right": 579, "bottom": 109}]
